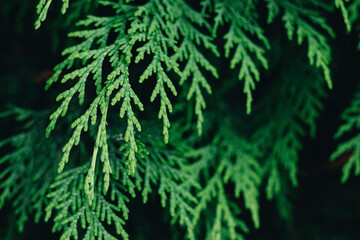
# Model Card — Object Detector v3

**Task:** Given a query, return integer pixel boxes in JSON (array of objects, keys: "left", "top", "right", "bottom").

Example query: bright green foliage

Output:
[
  {"left": 134, "top": 135, "right": 198, "bottom": 239},
  {"left": 186, "top": 122, "right": 261, "bottom": 239},
  {"left": 2, "top": 0, "right": 360, "bottom": 239},
  {"left": 42, "top": 127, "right": 199, "bottom": 240},
  {"left": 45, "top": 165, "right": 129, "bottom": 240},
  {"left": 335, "top": 0, "right": 351, "bottom": 31},
  {"left": 43, "top": 1, "right": 337, "bottom": 197},
  {"left": 331, "top": 84, "right": 360, "bottom": 182},
  {"left": 173, "top": 1, "right": 219, "bottom": 135},
  {"left": 43, "top": 0, "right": 222, "bottom": 205},
  {"left": 35, "top": 0, "right": 70, "bottom": 29},
  {"left": 45, "top": 8, "right": 145, "bottom": 195}
]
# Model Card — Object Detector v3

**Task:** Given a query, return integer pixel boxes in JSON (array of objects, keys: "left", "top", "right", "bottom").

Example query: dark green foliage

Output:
[
  {"left": 0, "top": 107, "right": 57, "bottom": 232},
  {"left": 1, "top": 0, "right": 360, "bottom": 239},
  {"left": 252, "top": 60, "right": 326, "bottom": 200},
  {"left": 331, "top": 84, "right": 360, "bottom": 182}
]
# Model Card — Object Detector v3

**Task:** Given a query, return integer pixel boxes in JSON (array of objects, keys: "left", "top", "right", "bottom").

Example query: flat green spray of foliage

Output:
[
  {"left": 332, "top": 84, "right": 360, "bottom": 182},
  {"left": 1, "top": 0, "right": 359, "bottom": 239},
  {"left": 331, "top": 0, "right": 360, "bottom": 183}
]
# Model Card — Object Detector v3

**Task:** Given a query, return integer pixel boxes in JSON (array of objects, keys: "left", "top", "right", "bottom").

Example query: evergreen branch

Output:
[
  {"left": 266, "top": 0, "right": 280, "bottom": 24},
  {"left": 89, "top": 127, "right": 197, "bottom": 239},
  {"left": 345, "top": 0, "right": 360, "bottom": 48},
  {"left": 130, "top": 1, "right": 182, "bottom": 143},
  {"left": 84, "top": 95, "right": 110, "bottom": 205},
  {"left": 279, "top": 0, "right": 335, "bottom": 89},
  {"left": 110, "top": 56, "right": 143, "bottom": 175},
  {"left": 260, "top": 125, "right": 302, "bottom": 199},
  {"left": 331, "top": 85, "right": 360, "bottom": 182},
  {"left": 173, "top": 7, "right": 219, "bottom": 135},
  {"left": 347, "top": 0, "right": 360, "bottom": 26},
  {"left": 186, "top": 122, "right": 261, "bottom": 238},
  {"left": 294, "top": 72, "right": 326, "bottom": 138},
  {"left": 335, "top": 0, "right": 351, "bottom": 31},
  {"left": 35, "top": 0, "right": 70, "bottom": 29},
  {"left": 8, "top": 1, "right": 356, "bottom": 239},
  {"left": 194, "top": 174, "right": 249, "bottom": 240},
  {"left": 0, "top": 108, "right": 57, "bottom": 232},
  {"left": 45, "top": 165, "right": 129, "bottom": 240},
  {"left": 215, "top": 0, "right": 269, "bottom": 114},
  {"left": 252, "top": 61, "right": 326, "bottom": 200},
  {"left": 211, "top": 177, "right": 249, "bottom": 240},
  {"left": 45, "top": 10, "right": 144, "bottom": 184},
  {"left": 106, "top": 129, "right": 198, "bottom": 239},
  {"left": 132, "top": 134, "right": 198, "bottom": 240}
]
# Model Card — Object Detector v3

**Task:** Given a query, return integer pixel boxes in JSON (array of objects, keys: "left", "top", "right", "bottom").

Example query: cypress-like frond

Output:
[
  {"left": 128, "top": 0, "right": 181, "bottom": 144},
  {"left": 45, "top": 165, "right": 129, "bottom": 240},
  {"left": 215, "top": 0, "right": 269, "bottom": 114},
  {"left": 35, "top": 0, "right": 70, "bottom": 29},
  {"left": 335, "top": 0, "right": 351, "bottom": 31},
  {"left": 345, "top": 0, "right": 360, "bottom": 48},
  {"left": 44, "top": 6, "right": 143, "bottom": 201},
  {"left": 252, "top": 60, "right": 326, "bottom": 200},
  {"left": 185, "top": 122, "right": 261, "bottom": 239},
  {"left": 123, "top": 133, "right": 198, "bottom": 240},
  {"left": 2, "top": 0, "right": 359, "bottom": 239},
  {"left": 331, "top": 85, "right": 360, "bottom": 182},
  {"left": 0, "top": 107, "right": 57, "bottom": 232},
  {"left": 267, "top": 0, "right": 335, "bottom": 89},
  {"left": 172, "top": 0, "right": 219, "bottom": 135}
]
